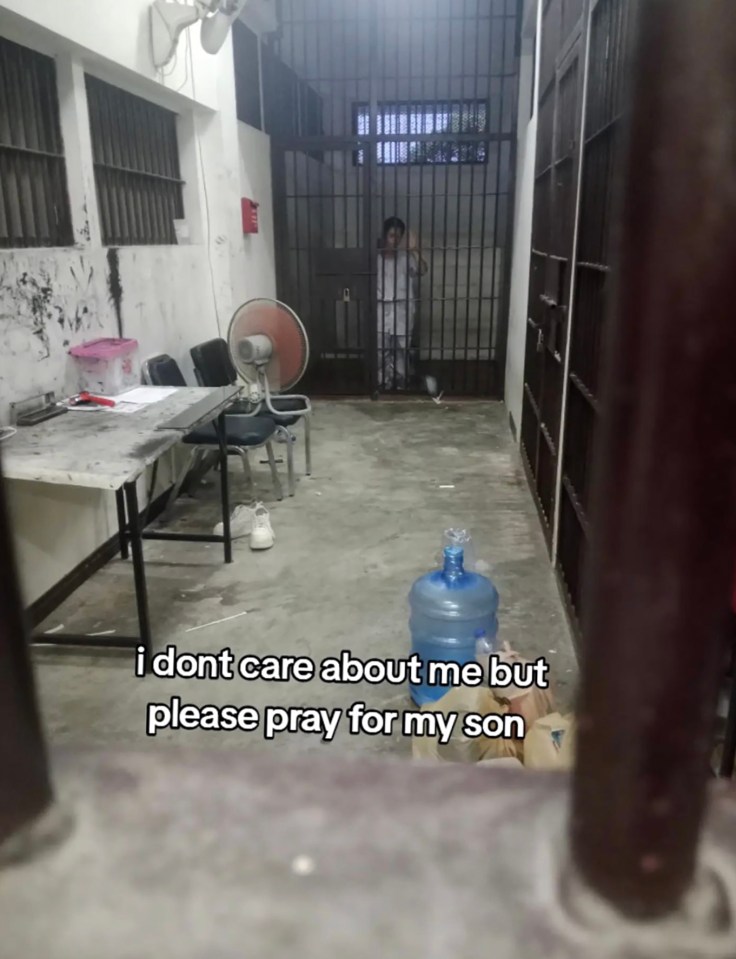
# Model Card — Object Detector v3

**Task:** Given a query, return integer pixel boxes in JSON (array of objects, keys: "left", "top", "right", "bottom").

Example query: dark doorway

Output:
[{"left": 267, "top": 0, "right": 521, "bottom": 397}]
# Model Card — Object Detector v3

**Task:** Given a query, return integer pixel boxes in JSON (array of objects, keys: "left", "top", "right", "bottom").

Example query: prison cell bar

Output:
[
  {"left": 271, "top": 0, "right": 517, "bottom": 396},
  {"left": 0, "top": 446, "right": 54, "bottom": 846},
  {"left": 571, "top": 0, "right": 736, "bottom": 919}
]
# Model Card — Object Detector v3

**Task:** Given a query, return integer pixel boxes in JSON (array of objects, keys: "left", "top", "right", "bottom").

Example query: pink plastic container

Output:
[{"left": 69, "top": 338, "right": 140, "bottom": 396}]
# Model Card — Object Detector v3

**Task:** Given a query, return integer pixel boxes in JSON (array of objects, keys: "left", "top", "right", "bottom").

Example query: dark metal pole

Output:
[
  {"left": 124, "top": 482, "right": 153, "bottom": 661},
  {"left": 572, "top": 0, "right": 736, "bottom": 919},
  {"left": 115, "top": 487, "right": 129, "bottom": 560},
  {"left": 216, "top": 412, "right": 233, "bottom": 565},
  {"left": 0, "top": 453, "right": 53, "bottom": 845}
]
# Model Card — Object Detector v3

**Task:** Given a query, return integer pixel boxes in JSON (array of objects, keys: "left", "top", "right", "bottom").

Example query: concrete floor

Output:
[{"left": 34, "top": 399, "right": 577, "bottom": 758}]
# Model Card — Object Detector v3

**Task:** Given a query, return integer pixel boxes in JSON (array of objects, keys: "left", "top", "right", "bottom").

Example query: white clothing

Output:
[
  {"left": 377, "top": 251, "right": 418, "bottom": 337},
  {"left": 377, "top": 250, "right": 421, "bottom": 389},
  {"left": 378, "top": 333, "right": 410, "bottom": 391}
]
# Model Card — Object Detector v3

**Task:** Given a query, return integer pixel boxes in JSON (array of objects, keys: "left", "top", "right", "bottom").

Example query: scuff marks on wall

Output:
[
  {"left": 107, "top": 248, "right": 123, "bottom": 338},
  {"left": 0, "top": 253, "right": 108, "bottom": 420},
  {"left": 0, "top": 245, "right": 214, "bottom": 424},
  {"left": 77, "top": 202, "right": 91, "bottom": 243},
  {"left": 67, "top": 258, "right": 99, "bottom": 334},
  {"left": 0, "top": 266, "right": 55, "bottom": 360}
]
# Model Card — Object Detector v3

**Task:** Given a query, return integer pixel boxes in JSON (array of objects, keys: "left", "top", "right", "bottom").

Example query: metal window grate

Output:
[
  {"left": 262, "top": 46, "right": 324, "bottom": 140},
  {"left": 233, "top": 21, "right": 262, "bottom": 130},
  {"left": 0, "top": 36, "right": 73, "bottom": 249},
  {"left": 85, "top": 76, "right": 184, "bottom": 246},
  {"left": 354, "top": 100, "right": 490, "bottom": 165}
]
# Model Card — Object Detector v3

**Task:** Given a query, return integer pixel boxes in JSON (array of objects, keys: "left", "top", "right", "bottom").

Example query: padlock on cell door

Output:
[{"left": 343, "top": 288, "right": 351, "bottom": 303}]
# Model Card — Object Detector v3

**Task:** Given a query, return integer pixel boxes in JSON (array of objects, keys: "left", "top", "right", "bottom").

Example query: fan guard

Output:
[{"left": 227, "top": 298, "right": 309, "bottom": 393}]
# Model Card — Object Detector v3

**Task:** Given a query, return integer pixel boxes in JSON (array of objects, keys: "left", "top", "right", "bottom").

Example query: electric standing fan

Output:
[{"left": 226, "top": 298, "right": 313, "bottom": 473}]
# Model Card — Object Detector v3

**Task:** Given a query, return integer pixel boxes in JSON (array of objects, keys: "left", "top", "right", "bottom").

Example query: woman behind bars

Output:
[{"left": 376, "top": 216, "right": 428, "bottom": 392}]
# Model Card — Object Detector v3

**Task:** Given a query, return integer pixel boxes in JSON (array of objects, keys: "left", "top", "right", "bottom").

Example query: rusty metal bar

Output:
[
  {"left": 572, "top": 0, "right": 736, "bottom": 919},
  {"left": 0, "top": 451, "right": 53, "bottom": 846}
]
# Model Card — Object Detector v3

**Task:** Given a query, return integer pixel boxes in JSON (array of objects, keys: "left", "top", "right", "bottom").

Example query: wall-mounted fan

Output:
[{"left": 151, "top": 0, "right": 250, "bottom": 68}]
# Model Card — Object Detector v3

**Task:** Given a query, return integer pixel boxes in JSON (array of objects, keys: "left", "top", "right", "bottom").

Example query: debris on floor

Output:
[
  {"left": 412, "top": 644, "right": 575, "bottom": 771},
  {"left": 185, "top": 611, "right": 250, "bottom": 633}
]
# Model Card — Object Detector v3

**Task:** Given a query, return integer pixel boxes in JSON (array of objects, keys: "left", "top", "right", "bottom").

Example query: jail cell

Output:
[{"left": 267, "top": 0, "right": 520, "bottom": 396}]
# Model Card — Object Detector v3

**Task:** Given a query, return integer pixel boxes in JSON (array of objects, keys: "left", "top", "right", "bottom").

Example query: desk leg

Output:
[
  {"left": 216, "top": 412, "right": 233, "bottom": 564},
  {"left": 124, "top": 482, "right": 153, "bottom": 659},
  {"left": 115, "top": 488, "right": 129, "bottom": 560}
]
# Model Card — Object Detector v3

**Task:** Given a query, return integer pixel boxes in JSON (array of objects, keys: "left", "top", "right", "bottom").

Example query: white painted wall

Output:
[
  {"left": 0, "top": 2, "right": 276, "bottom": 604},
  {"left": 236, "top": 122, "right": 277, "bottom": 303},
  {"left": 504, "top": 0, "right": 541, "bottom": 438}
]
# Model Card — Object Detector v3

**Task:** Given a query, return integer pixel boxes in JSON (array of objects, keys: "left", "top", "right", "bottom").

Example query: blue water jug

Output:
[{"left": 409, "top": 546, "right": 499, "bottom": 705}]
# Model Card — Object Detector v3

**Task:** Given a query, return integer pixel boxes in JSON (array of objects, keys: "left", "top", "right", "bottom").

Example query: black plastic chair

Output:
[
  {"left": 190, "top": 338, "right": 311, "bottom": 494},
  {"left": 143, "top": 354, "right": 283, "bottom": 509}
]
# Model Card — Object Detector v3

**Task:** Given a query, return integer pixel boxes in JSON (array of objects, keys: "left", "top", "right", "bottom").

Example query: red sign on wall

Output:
[{"left": 242, "top": 198, "right": 259, "bottom": 234}]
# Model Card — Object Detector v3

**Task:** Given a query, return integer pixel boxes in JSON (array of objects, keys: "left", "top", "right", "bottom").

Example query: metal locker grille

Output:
[{"left": 557, "top": 0, "right": 633, "bottom": 620}]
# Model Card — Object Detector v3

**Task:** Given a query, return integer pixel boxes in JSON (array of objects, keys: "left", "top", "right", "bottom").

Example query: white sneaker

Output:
[
  {"left": 250, "top": 503, "right": 275, "bottom": 550},
  {"left": 213, "top": 504, "right": 255, "bottom": 540}
]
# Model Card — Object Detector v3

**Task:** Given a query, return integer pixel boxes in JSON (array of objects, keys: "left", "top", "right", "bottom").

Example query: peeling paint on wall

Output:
[
  {"left": 0, "top": 253, "right": 105, "bottom": 417},
  {"left": 106, "top": 248, "right": 123, "bottom": 338},
  {"left": 17, "top": 270, "right": 54, "bottom": 359},
  {"left": 0, "top": 247, "right": 216, "bottom": 424}
]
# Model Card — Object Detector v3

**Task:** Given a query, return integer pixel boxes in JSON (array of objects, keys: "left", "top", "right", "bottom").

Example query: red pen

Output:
[{"left": 73, "top": 392, "right": 117, "bottom": 408}]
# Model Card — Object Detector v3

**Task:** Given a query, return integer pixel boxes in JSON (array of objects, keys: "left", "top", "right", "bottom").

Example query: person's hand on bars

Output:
[{"left": 406, "top": 230, "right": 428, "bottom": 275}]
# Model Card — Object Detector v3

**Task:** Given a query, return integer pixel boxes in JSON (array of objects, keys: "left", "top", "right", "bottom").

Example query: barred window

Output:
[
  {"left": 233, "top": 21, "right": 262, "bottom": 130},
  {"left": 86, "top": 76, "right": 184, "bottom": 246},
  {"left": 355, "top": 100, "right": 489, "bottom": 166},
  {"left": 0, "top": 36, "right": 73, "bottom": 249}
]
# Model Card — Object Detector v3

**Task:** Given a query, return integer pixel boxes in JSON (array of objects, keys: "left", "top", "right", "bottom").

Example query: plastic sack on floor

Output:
[
  {"left": 480, "top": 641, "right": 556, "bottom": 730},
  {"left": 523, "top": 712, "right": 576, "bottom": 771},
  {"left": 479, "top": 757, "right": 524, "bottom": 770},
  {"left": 412, "top": 685, "right": 523, "bottom": 764}
]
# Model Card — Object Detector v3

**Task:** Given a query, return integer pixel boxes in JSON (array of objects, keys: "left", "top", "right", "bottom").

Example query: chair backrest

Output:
[
  {"left": 144, "top": 354, "right": 187, "bottom": 387},
  {"left": 190, "top": 338, "right": 237, "bottom": 388}
]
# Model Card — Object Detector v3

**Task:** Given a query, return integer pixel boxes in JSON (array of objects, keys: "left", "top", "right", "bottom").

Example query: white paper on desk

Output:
[{"left": 108, "top": 386, "right": 179, "bottom": 407}]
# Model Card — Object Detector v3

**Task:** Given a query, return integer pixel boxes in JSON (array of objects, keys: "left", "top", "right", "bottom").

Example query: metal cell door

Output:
[
  {"left": 266, "top": 0, "right": 520, "bottom": 397},
  {"left": 521, "top": 0, "right": 586, "bottom": 539},
  {"left": 273, "top": 145, "right": 373, "bottom": 394}
]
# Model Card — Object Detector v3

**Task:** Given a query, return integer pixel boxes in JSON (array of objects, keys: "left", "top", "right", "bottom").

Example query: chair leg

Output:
[
  {"left": 265, "top": 442, "right": 284, "bottom": 501},
  {"left": 186, "top": 449, "right": 218, "bottom": 493},
  {"left": 237, "top": 448, "right": 255, "bottom": 502},
  {"left": 304, "top": 415, "right": 312, "bottom": 476},
  {"left": 162, "top": 449, "right": 195, "bottom": 521},
  {"left": 277, "top": 426, "right": 296, "bottom": 497}
]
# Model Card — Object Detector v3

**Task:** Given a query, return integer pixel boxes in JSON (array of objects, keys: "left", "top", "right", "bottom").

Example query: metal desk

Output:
[{"left": 2, "top": 386, "right": 241, "bottom": 657}]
